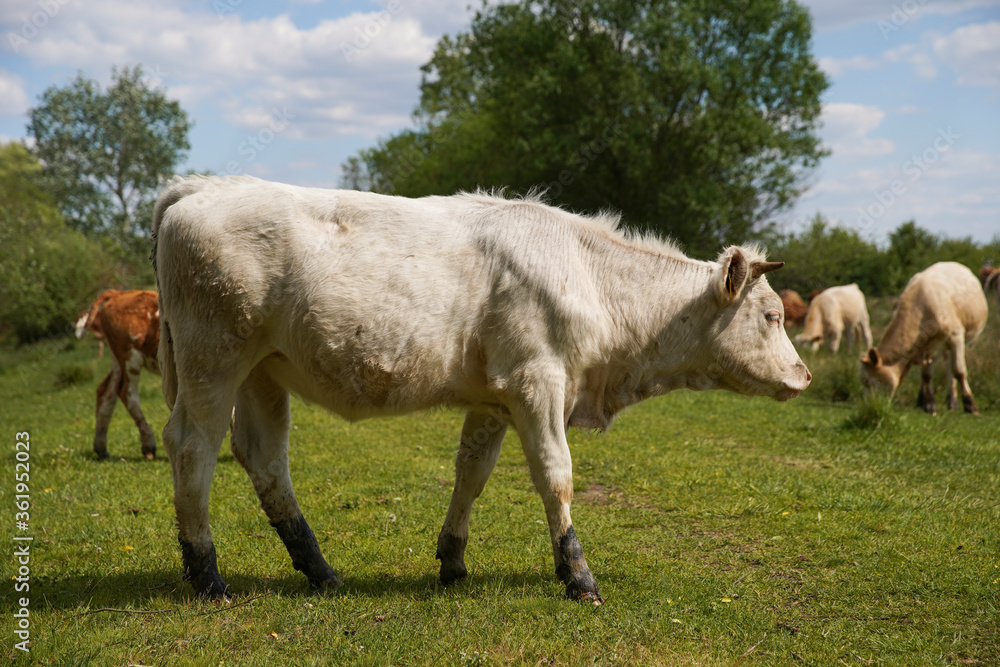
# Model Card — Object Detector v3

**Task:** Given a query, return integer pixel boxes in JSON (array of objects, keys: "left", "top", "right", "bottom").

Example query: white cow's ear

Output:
[{"left": 720, "top": 247, "right": 748, "bottom": 302}]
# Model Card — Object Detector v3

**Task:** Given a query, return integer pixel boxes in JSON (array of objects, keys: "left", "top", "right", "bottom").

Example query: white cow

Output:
[
  {"left": 793, "top": 284, "right": 872, "bottom": 353},
  {"left": 153, "top": 175, "right": 811, "bottom": 603}
]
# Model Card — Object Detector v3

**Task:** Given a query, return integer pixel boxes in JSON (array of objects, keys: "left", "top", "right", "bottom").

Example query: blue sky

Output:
[{"left": 2, "top": 0, "right": 998, "bottom": 246}]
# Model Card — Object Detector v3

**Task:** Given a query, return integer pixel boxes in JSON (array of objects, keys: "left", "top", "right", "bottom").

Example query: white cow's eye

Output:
[{"left": 765, "top": 311, "right": 781, "bottom": 325}]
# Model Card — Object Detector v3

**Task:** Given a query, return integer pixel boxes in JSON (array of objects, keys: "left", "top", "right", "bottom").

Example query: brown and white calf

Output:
[
  {"left": 152, "top": 175, "right": 811, "bottom": 603},
  {"left": 77, "top": 289, "right": 160, "bottom": 459},
  {"left": 861, "top": 262, "right": 987, "bottom": 414},
  {"left": 793, "top": 284, "right": 872, "bottom": 353}
]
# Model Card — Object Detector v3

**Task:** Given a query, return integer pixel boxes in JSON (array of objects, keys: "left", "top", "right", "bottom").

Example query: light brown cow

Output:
[
  {"left": 793, "top": 284, "right": 872, "bottom": 353},
  {"left": 77, "top": 290, "right": 160, "bottom": 459},
  {"left": 779, "top": 289, "right": 808, "bottom": 328},
  {"left": 861, "top": 262, "right": 987, "bottom": 414}
]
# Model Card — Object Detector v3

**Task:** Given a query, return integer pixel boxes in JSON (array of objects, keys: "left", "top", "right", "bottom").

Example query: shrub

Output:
[
  {"left": 55, "top": 362, "right": 94, "bottom": 388},
  {"left": 847, "top": 390, "right": 900, "bottom": 431}
]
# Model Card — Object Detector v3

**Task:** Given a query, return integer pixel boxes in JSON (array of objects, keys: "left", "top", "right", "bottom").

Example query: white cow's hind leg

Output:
[
  {"left": 436, "top": 409, "right": 508, "bottom": 585},
  {"left": 163, "top": 383, "right": 235, "bottom": 599},
  {"left": 231, "top": 367, "right": 339, "bottom": 591},
  {"left": 827, "top": 325, "right": 843, "bottom": 354},
  {"left": 511, "top": 371, "right": 602, "bottom": 604},
  {"left": 120, "top": 349, "right": 157, "bottom": 459},
  {"left": 93, "top": 358, "right": 122, "bottom": 459},
  {"left": 949, "top": 337, "right": 977, "bottom": 414}
]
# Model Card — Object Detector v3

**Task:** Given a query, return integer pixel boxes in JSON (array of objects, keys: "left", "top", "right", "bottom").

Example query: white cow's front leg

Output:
[
  {"left": 511, "top": 375, "right": 602, "bottom": 604},
  {"left": 437, "top": 409, "right": 508, "bottom": 585},
  {"left": 232, "top": 368, "right": 339, "bottom": 592}
]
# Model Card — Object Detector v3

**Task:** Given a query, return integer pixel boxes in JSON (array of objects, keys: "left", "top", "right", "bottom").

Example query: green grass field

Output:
[{"left": 2, "top": 300, "right": 998, "bottom": 665}]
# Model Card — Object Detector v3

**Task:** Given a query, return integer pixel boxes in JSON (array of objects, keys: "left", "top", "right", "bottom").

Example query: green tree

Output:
[
  {"left": 768, "top": 215, "right": 883, "bottom": 296},
  {"left": 0, "top": 143, "right": 113, "bottom": 343},
  {"left": 883, "top": 220, "right": 940, "bottom": 293},
  {"left": 345, "top": 0, "right": 828, "bottom": 256},
  {"left": 27, "top": 65, "right": 191, "bottom": 262}
]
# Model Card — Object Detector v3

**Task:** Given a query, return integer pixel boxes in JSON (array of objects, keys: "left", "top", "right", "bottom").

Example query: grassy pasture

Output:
[{"left": 1, "top": 298, "right": 998, "bottom": 666}]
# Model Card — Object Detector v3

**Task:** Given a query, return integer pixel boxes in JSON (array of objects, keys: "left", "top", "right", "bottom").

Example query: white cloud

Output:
[
  {"left": 884, "top": 42, "right": 938, "bottom": 79},
  {"left": 795, "top": 147, "right": 1000, "bottom": 242},
  {"left": 873, "top": 20, "right": 1000, "bottom": 88},
  {"left": 0, "top": 69, "right": 29, "bottom": 117},
  {"left": 931, "top": 21, "right": 1000, "bottom": 87},
  {"left": 818, "top": 55, "right": 878, "bottom": 78},
  {"left": 800, "top": 0, "right": 1000, "bottom": 32},
  {"left": 820, "top": 103, "right": 895, "bottom": 158},
  {"left": 3, "top": 0, "right": 439, "bottom": 139}
]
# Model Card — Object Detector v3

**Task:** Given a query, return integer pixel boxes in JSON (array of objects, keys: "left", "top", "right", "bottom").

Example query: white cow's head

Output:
[{"left": 704, "top": 246, "right": 811, "bottom": 401}]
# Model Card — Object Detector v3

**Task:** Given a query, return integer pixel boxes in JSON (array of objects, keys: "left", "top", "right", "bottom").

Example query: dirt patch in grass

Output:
[
  {"left": 576, "top": 483, "right": 619, "bottom": 505},
  {"left": 765, "top": 455, "right": 830, "bottom": 470}
]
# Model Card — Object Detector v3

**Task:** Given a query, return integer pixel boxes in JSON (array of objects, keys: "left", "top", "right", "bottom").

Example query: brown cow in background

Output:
[
  {"left": 76, "top": 290, "right": 160, "bottom": 459},
  {"left": 779, "top": 289, "right": 808, "bottom": 328}
]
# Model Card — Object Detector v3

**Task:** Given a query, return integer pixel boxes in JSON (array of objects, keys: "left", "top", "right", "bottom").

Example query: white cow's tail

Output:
[
  {"left": 151, "top": 175, "right": 214, "bottom": 272},
  {"left": 160, "top": 319, "right": 177, "bottom": 411},
  {"left": 152, "top": 175, "right": 215, "bottom": 411}
]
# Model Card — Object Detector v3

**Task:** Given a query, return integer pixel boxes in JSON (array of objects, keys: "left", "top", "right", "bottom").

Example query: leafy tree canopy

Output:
[
  {"left": 27, "top": 65, "right": 191, "bottom": 262},
  {"left": 345, "top": 0, "right": 828, "bottom": 256},
  {"left": 767, "top": 216, "right": 1000, "bottom": 298},
  {"left": 0, "top": 143, "right": 114, "bottom": 343}
]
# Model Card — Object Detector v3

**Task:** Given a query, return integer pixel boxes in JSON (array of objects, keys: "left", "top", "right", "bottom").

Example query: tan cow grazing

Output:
[
  {"left": 779, "top": 289, "right": 808, "bottom": 328},
  {"left": 861, "top": 262, "right": 987, "bottom": 414},
  {"left": 152, "top": 175, "right": 810, "bottom": 603},
  {"left": 793, "top": 284, "right": 872, "bottom": 353},
  {"left": 77, "top": 290, "right": 160, "bottom": 459}
]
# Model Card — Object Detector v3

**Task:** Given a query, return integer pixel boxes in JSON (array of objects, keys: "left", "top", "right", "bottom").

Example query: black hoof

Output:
[
  {"left": 436, "top": 533, "right": 468, "bottom": 586},
  {"left": 272, "top": 516, "right": 338, "bottom": 590},
  {"left": 310, "top": 573, "right": 342, "bottom": 593},
  {"left": 556, "top": 527, "right": 602, "bottom": 604},
  {"left": 570, "top": 588, "right": 604, "bottom": 605},
  {"left": 180, "top": 539, "right": 230, "bottom": 599},
  {"left": 438, "top": 563, "right": 467, "bottom": 586}
]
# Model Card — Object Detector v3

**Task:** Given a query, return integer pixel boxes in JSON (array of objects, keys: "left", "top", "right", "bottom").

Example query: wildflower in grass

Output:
[{"left": 120, "top": 545, "right": 133, "bottom": 551}]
